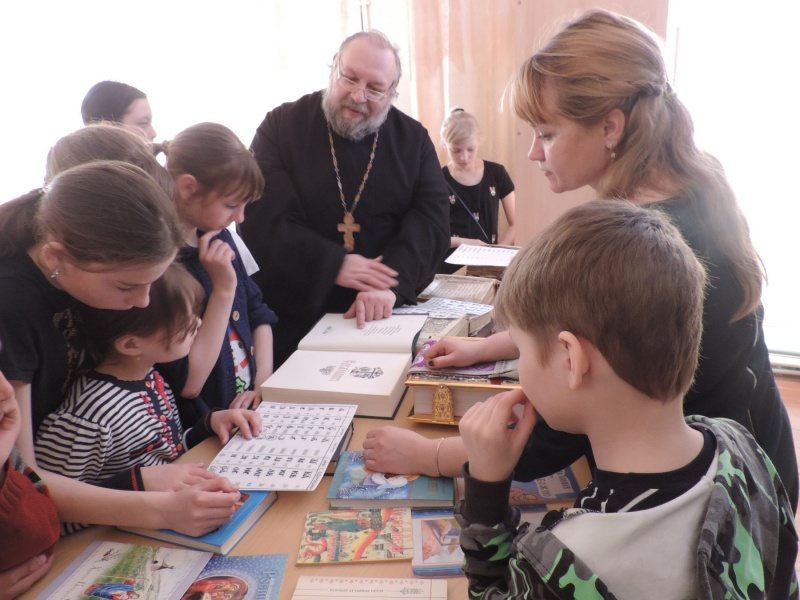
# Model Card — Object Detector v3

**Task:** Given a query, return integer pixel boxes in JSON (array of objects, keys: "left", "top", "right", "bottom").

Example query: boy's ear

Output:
[
  {"left": 175, "top": 174, "right": 198, "bottom": 201},
  {"left": 603, "top": 108, "right": 626, "bottom": 149},
  {"left": 558, "top": 331, "right": 589, "bottom": 390},
  {"left": 114, "top": 335, "right": 143, "bottom": 359}
]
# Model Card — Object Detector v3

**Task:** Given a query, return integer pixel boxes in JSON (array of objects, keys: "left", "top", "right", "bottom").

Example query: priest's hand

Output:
[
  {"left": 336, "top": 254, "right": 398, "bottom": 292},
  {"left": 344, "top": 289, "right": 396, "bottom": 328}
]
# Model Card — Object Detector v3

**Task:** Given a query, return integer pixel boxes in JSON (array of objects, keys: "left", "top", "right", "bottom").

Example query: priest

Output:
[{"left": 241, "top": 30, "right": 450, "bottom": 367}]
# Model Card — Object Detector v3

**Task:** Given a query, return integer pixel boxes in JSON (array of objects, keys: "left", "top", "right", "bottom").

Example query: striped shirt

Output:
[{"left": 35, "top": 368, "right": 186, "bottom": 486}]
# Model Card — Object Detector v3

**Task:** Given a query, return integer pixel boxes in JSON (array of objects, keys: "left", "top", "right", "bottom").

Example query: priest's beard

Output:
[{"left": 322, "top": 89, "right": 391, "bottom": 142}]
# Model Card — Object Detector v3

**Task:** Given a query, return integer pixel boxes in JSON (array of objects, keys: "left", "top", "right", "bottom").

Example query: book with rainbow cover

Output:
[{"left": 296, "top": 507, "right": 413, "bottom": 564}]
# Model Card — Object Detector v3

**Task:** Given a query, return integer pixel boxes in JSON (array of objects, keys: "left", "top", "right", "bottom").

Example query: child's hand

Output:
[
  {"left": 211, "top": 409, "right": 262, "bottom": 444},
  {"left": 140, "top": 462, "right": 222, "bottom": 492},
  {"left": 0, "top": 370, "right": 21, "bottom": 466},
  {"left": 198, "top": 230, "right": 236, "bottom": 292},
  {"left": 0, "top": 553, "right": 55, "bottom": 600},
  {"left": 158, "top": 477, "right": 241, "bottom": 537},
  {"left": 459, "top": 388, "right": 537, "bottom": 482},
  {"left": 423, "top": 337, "right": 484, "bottom": 369},
  {"left": 229, "top": 388, "right": 262, "bottom": 410}
]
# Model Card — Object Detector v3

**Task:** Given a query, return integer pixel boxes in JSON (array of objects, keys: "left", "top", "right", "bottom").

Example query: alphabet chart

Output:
[{"left": 207, "top": 402, "right": 357, "bottom": 491}]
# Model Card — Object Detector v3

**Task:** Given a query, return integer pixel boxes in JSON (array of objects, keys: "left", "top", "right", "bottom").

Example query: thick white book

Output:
[{"left": 262, "top": 314, "right": 428, "bottom": 418}]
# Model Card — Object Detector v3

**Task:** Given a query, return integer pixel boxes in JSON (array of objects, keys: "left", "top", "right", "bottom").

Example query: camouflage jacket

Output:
[{"left": 455, "top": 417, "right": 798, "bottom": 599}]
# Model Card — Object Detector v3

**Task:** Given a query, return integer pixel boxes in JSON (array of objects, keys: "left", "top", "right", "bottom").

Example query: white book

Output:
[
  {"left": 291, "top": 576, "right": 447, "bottom": 599},
  {"left": 262, "top": 314, "right": 428, "bottom": 418}
]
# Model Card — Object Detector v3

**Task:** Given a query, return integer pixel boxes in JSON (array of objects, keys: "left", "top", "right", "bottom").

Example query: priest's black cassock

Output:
[{"left": 241, "top": 91, "right": 450, "bottom": 367}]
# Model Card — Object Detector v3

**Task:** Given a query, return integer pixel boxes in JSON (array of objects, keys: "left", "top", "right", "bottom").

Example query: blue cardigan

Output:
[{"left": 158, "top": 228, "right": 278, "bottom": 427}]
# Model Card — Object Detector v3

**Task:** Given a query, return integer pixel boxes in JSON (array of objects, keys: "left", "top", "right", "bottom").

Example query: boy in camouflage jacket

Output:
[{"left": 456, "top": 201, "right": 798, "bottom": 599}]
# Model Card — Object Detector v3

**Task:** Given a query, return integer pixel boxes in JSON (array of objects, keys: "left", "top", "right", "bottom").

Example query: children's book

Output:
[
  {"left": 181, "top": 553, "right": 288, "bottom": 600},
  {"left": 261, "top": 313, "right": 428, "bottom": 418},
  {"left": 418, "top": 273, "right": 499, "bottom": 305},
  {"left": 296, "top": 507, "right": 413, "bottom": 564},
  {"left": 327, "top": 450, "right": 454, "bottom": 509},
  {"left": 38, "top": 540, "right": 211, "bottom": 600},
  {"left": 407, "top": 339, "right": 520, "bottom": 424},
  {"left": 509, "top": 467, "right": 582, "bottom": 506},
  {"left": 411, "top": 508, "right": 464, "bottom": 578},
  {"left": 207, "top": 402, "right": 356, "bottom": 491},
  {"left": 118, "top": 490, "right": 277, "bottom": 555},
  {"left": 291, "top": 576, "right": 447, "bottom": 599}
]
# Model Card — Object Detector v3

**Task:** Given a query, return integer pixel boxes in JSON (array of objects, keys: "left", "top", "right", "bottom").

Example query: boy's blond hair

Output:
[{"left": 496, "top": 200, "right": 706, "bottom": 400}]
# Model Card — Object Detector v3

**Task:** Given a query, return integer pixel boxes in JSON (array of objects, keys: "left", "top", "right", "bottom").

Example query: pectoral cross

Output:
[{"left": 338, "top": 212, "right": 360, "bottom": 252}]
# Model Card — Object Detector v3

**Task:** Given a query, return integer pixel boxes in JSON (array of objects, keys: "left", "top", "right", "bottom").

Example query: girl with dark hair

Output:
[{"left": 81, "top": 81, "right": 155, "bottom": 142}]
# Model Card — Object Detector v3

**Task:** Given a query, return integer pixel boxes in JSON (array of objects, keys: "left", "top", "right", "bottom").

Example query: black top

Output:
[
  {"left": 439, "top": 161, "right": 514, "bottom": 274},
  {"left": 513, "top": 196, "right": 798, "bottom": 511},
  {"left": 443, "top": 160, "right": 514, "bottom": 244},
  {"left": 0, "top": 252, "right": 85, "bottom": 433},
  {"left": 241, "top": 91, "right": 450, "bottom": 366}
]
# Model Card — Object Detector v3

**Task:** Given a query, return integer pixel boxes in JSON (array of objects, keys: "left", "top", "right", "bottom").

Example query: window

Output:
[{"left": 667, "top": 0, "right": 800, "bottom": 354}]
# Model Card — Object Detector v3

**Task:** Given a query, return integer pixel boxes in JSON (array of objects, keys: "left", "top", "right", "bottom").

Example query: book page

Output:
[
  {"left": 393, "top": 297, "right": 493, "bottom": 319},
  {"left": 299, "top": 313, "right": 428, "bottom": 353},
  {"left": 292, "top": 576, "right": 447, "bottom": 599},
  {"left": 444, "top": 244, "right": 519, "bottom": 266},
  {"left": 207, "top": 402, "right": 357, "bottom": 491}
]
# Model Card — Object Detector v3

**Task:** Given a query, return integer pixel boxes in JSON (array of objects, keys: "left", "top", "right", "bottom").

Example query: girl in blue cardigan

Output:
[{"left": 160, "top": 123, "right": 278, "bottom": 426}]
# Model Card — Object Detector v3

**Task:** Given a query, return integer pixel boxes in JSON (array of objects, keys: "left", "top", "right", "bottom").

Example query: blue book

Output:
[
  {"left": 327, "top": 450, "right": 454, "bottom": 509},
  {"left": 183, "top": 553, "right": 288, "bottom": 600},
  {"left": 119, "top": 490, "right": 277, "bottom": 555}
]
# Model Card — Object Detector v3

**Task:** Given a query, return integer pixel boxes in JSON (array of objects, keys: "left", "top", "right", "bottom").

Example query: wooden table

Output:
[{"left": 20, "top": 391, "right": 588, "bottom": 599}]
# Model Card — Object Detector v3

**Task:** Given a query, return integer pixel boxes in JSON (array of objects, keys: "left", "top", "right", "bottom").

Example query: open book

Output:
[{"left": 261, "top": 313, "right": 428, "bottom": 418}]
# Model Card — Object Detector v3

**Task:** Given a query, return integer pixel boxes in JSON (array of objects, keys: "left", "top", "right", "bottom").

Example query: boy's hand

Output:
[
  {"left": 210, "top": 409, "right": 262, "bottom": 444},
  {"left": 459, "top": 388, "right": 536, "bottom": 482},
  {"left": 229, "top": 389, "right": 262, "bottom": 410},
  {"left": 197, "top": 230, "right": 237, "bottom": 292},
  {"left": 0, "top": 370, "right": 21, "bottom": 467},
  {"left": 140, "top": 462, "right": 221, "bottom": 492}
]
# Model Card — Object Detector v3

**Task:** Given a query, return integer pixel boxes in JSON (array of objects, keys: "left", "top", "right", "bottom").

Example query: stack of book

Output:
[
  {"left": 418, "top": 273, "right": 499, "bottom": 305},
  {"left": 406, "top": 340, "right": 520, "bottom": 424},
  {"left": 261, "top": 313, "right": 428, "bottom": 418},
  {"left": 444, "top": 244, "right": 520, "bottom": 281}
]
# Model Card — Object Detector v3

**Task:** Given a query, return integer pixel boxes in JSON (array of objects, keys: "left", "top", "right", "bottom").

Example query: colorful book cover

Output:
[
  {"left": 296, "top": 507, "right": 413, "bottom": 564},
  {"left": 327, "top": 451, "right": 454, "bottom": 509},
  {"left": 411, "top": 509, "right": 463, "bottom": 578},
  {"left": 509, "top": 467, "right": 581, "bottom": 506},
  {"left": 38, "top": 540, "right": 211, "bottom": 600},
  {"left": 119, "top": 490, "right": 277, "bottom": 555},
  {"left": 180, "top": 553, "right": 288, "bottom": 600}
]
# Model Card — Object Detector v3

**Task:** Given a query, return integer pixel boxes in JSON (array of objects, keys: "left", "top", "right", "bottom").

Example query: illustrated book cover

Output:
[
  {"left": 261, "top": 313, "right": 428, "bottom": 418},
  {"left": 509, "top": 466, "right": 582, "bottom": 506},
  {"left": 407, "top": 339, "right": 520, "bottom": 424},
  {"left": 327, "top": 450, "right": 454, "bottom": 509},
  {"left": 181, "top": 553, "right": 288, "bottom": 600},
  {"left": 38, "top": 540, "right": 211, "bottom": 600},
  {"left": 296, "top": 507, "right": 413, "bottom": 564},
  {"left": 411, "top": 508, "right": 464, "bottom": 578},
  {"left": 207, "top": 402, "right": 356, "bottom": 491},
  {"left": 291, "top": 576, "right": 447, "bottom": 599},
  {"left": 119, "top": 490, "right": 277, "bottom": 555}
]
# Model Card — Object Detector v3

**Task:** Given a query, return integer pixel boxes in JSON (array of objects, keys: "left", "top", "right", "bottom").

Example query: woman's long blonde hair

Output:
[{"left": 513, "top": 9, "right": 763, "bottom": 320}]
